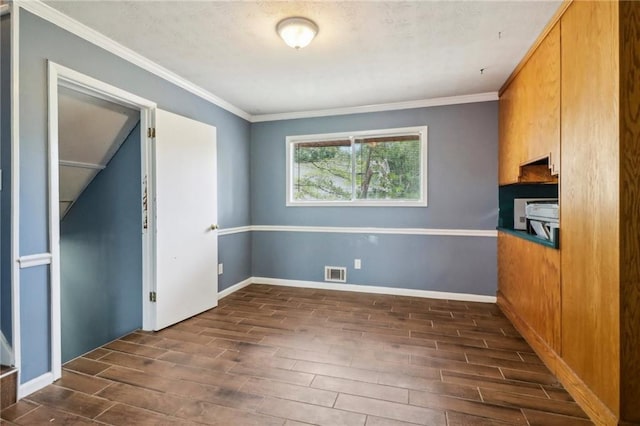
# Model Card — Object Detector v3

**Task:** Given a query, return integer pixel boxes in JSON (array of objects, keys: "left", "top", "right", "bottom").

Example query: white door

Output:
[{"left": 153, "top": 109, "right": 218, "bottom": 330}]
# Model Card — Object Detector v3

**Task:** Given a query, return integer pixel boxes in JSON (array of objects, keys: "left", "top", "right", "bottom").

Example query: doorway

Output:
[
  {"left": 48, "top": 62, "right": 156, "bottom": 379},
  {"left": 47, "top": 62, "right": 220, "bottom": 381},
  {"left": 57, "top": 86, "right": 142, "bottom": 363}
]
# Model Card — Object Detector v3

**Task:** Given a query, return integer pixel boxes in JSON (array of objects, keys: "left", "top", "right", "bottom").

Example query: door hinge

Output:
[
  {"left": 147, "top": 127, "right": 156, "bottom": 138},
  {"left": 149, "top": 291, "right": 157, "bottom": 302}
]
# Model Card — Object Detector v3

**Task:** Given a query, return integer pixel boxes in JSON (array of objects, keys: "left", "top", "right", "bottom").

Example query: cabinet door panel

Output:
[
  {"left": 498, "top": 23, "right": 560, "bottom": 183},
  {"left": 498, "top": 232, "right": 560, "bottom": 353},
  {"left": 525, "top": 24, "right": 560, "bottom": 174},
  {"left": 499, "top": 78, "right": 524, "bottom": 184},
  {"left": 560, "top": 0, "right": 620, "bottom": 413}
]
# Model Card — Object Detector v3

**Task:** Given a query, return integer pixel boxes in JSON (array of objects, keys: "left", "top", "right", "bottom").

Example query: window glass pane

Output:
[
  {"left": 292, "top": 139, "right": 352, "bottom": 201},
  {"left": 355, "top": 135, "right": 421, "bottom": 200}
]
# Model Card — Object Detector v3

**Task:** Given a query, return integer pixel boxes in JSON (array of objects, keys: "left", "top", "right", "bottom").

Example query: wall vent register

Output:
[{"left": 324, "top": 266, "right": 347, "bottom": 283}]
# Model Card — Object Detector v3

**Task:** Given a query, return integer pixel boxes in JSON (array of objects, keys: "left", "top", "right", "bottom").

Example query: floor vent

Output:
[{"left": 324, "top": 266, "right": 347, "bottom": 283}]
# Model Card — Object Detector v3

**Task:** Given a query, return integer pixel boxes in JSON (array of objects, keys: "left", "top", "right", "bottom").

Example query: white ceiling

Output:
[
  {"left": 45, "top": 1, "right": 561, "bottom": 117},
  {"left": 58, "top": 86, "right": 139, "bottom": 218}
]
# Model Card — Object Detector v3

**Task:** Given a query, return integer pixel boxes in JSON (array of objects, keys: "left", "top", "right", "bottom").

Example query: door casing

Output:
[{"left": 47, "top": 62, "right": 157, "bottom": 380}]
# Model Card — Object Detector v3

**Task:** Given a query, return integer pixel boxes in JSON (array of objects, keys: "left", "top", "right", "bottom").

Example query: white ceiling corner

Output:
[{"left": 39, "top": 1, "right": 561, "bottom": 120}]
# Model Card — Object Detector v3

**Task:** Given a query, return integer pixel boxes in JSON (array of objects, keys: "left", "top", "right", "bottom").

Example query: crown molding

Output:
[
  {"left": 0, "top": 4, "right": 10, "bottom": 16},
  {"left": 499, "top": 0, "right": 572, "bottom": 95},
  {"left": 16, "top": 0, "right": 252, "bottom": 121},
  {"left": 250, "top": 92, "right": 499, "bottom": 123},
  {"left": 18, "top": 1, "right": 499, "bottom": 124}
]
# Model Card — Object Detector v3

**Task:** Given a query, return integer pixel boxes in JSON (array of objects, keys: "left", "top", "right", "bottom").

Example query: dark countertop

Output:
[{"left": 497, "top": 227, "right": 559, "bottom": 249}]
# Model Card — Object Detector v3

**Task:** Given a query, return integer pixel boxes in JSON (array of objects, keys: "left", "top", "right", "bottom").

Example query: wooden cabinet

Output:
[
  {"left": 498, "top": 76, "right": 523, "bottom": 185},
  {"left": 523, "top": 24, "right": 560, "bottom": 173},
  {"left": 498, "top": 24, "right": 560, "bottom": 185},
  {"left": 498, "top": 1, "right": 640, "bottom": 425},
  {"left": 560, "top": 1, "right": 640, "bottom": 423},
  {"left": 497, "top": 232, "right": 560, "bottom": 353},
  {"left": 560, "top": 0, "right": 620, "bottom": 418}
]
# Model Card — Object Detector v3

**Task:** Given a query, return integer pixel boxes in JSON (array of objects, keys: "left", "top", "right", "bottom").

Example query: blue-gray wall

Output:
[
  {"left": 15, "top": 7, "right": 499, "bottom": 385},
  {"left": 250, "top": 102, "right": 498, "bottom": 295},
  {"left": 1, "top": 13, "right": 12, "bottom": 348},
  {"left": 60, "top": 123, "right": 142, "bottom": 363},
  {"left": 18, "top": 10, "right": 251, "bottom": 382}
]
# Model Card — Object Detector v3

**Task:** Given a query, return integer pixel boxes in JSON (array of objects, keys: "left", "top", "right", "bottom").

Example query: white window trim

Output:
[{"left": 286, "top": 126, "right": 428, "bottom": 207}]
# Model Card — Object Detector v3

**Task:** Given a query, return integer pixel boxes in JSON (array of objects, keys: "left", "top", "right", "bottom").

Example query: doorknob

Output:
[{"left": 210, "top": 224, "right": 219, "bottom": 230}]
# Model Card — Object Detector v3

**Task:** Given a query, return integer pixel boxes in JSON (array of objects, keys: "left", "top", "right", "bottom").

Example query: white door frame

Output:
[{"left": 47, "top": 61, "right": 157, "bottom": 380}]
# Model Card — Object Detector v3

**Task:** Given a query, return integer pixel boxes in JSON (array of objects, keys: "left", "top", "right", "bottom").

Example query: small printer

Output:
[
  {"left": 513, "top": 198, "right": 555, "bottom": 230},
  {"left": 525, "top": 200, "right": 559, "bottom": 242}
]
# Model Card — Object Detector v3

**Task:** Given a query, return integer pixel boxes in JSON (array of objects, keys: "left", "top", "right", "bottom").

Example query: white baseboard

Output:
[
  {"left": 218, "top": 277, "right": 253, "bottom": 299},
  {"left": 18, "top": 372, "right": 54, "bottom": 399},
  {"left": 220, "top": 276, "right": 496, "bottom": 303}
]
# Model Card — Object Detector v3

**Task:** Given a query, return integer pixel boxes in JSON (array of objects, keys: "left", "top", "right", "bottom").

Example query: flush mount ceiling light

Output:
[{"left": 276, "top": 17, "right": 318, "bottom": 49}]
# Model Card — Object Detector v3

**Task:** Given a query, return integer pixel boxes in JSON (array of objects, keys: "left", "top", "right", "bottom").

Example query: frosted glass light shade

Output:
[{"left": 277, "top": 17, "right": 318, "bottom": 49}]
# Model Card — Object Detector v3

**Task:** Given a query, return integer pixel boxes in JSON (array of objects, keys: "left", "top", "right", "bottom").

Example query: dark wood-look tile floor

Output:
[{"left": 1, "top": 284, "right": 593, "bottom": 425}]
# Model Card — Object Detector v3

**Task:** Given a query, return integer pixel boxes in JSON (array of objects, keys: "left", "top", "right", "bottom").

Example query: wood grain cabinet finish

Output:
[
  {"left": 497, "top": 232, "right": 560, "bottom": 353},
  {"left": 560, "top": 1, "right": 640, "bottom": 423},
  {"left": 498, "top": 75, "right": 523, "bottom": 185},
  {"left": 525, "top": 24, "right": 560, "bottom": 174},
  {"left": 498, "top": 1, "right": 640, "bottom": 425},
  {"left": 618, "top": 1, "right": 640, "bottom": 422},
  {"left": 560, "top": 0, "right": 621, "bottom": 420},
  {"left": 498, "top": 23, "right": 560, "bottom": 185}
]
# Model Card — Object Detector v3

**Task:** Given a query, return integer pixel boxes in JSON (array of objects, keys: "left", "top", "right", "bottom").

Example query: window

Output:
[{"left": 286, "top": 126, "right": 427, "bottom": 206}]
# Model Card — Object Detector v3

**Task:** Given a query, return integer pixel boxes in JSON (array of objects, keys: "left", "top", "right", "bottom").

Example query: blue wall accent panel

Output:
[
  {"left": 60, "top": 124, "right": 142, "bottom": 363},
  {"left": 18, "top": 10, "right": 251, "bottom": 379},
  {"left": 250, "top": 102, "right": 498, "bottom": 296},
  {"left": 252, "top": 231, "right": 497, "bottom": 296},
  {"left": 250, "top": 102, "right": 498, "bottom": 229},
  {"left": 20, "top": 11, "right": 250, "bottom": 235},
  {"left": 20, "top": 265, "right": 50, "bottom": 383},
  {"left": 1, "top": 14, "right": 12, "bottom": 345},
  {"left": 218, "top": 232, "right": 252, "bottom": 292}
]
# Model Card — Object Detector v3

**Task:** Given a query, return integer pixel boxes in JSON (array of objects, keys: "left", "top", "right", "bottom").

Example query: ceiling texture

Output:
[{"left": 45, "top": 1, "right": 561, "bottom": 117}]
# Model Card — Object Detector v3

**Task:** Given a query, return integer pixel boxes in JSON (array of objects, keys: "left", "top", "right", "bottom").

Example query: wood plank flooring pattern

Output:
[{"left": 1, "top": 284, "right": 592, "bottom": 425}]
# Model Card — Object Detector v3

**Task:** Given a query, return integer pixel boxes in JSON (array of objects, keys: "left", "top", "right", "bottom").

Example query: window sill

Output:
[{"left": 286, "top": 200, "right": 428, "bottom": 207}]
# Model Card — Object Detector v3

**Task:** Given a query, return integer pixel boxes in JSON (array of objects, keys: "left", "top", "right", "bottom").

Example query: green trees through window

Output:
[
  {"left": 288, "top": 127, "right": 427, "bottom": 205},
  {"left": 293, "top": 139, "right": 352, "bottom": 201}
]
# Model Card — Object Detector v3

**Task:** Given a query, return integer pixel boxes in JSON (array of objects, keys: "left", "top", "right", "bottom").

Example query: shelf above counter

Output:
[{"left": 497, "top": 227, "right": 559, "bottom": 249}]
